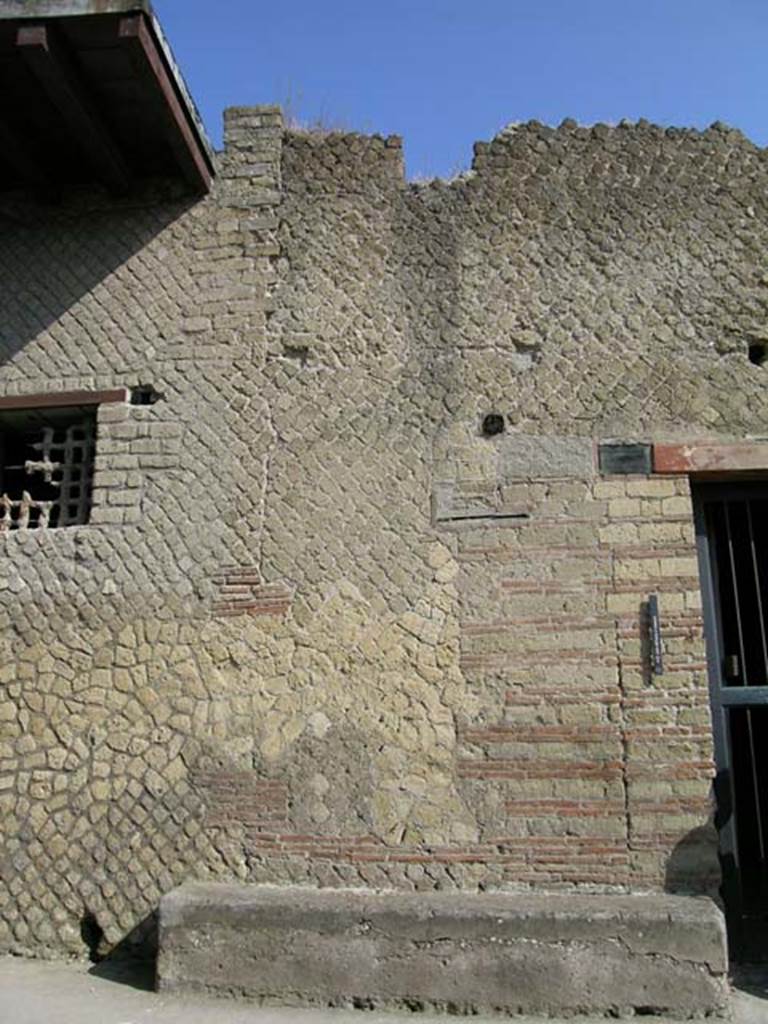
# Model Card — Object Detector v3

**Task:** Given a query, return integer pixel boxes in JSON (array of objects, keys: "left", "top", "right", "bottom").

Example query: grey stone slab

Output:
[
  {"left": 599, "top": 442, "right": 653, "bottom": 475},
  {"left": 500, "top": 435, "right": 596, "bottom": 479},
  {"left": 158, "top": 884, "right": 729, "bottom": 1018}
]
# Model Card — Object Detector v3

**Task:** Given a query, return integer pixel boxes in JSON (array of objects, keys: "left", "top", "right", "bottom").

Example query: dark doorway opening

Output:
[{"left": 695, "top": 482, "right": 768, "bottom": 960}]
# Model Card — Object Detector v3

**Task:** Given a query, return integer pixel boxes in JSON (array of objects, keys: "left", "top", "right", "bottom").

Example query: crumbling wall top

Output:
[{"left": 223, "top": 105, "right": 766, "bottom": 197}]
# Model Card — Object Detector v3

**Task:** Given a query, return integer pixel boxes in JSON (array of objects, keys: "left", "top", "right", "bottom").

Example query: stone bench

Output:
[{"left": 158, "top": 883, "right": 728, "bottom": 1017}]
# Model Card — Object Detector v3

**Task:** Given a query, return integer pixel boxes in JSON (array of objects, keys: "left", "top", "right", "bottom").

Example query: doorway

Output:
[{"left": 695, "top": 482, "right": 768, "bottom": 959}]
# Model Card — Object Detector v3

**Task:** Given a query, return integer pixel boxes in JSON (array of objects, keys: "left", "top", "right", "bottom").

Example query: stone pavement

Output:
[{"left": 1, "top": 955, "right": 767, "bottom": 1024}]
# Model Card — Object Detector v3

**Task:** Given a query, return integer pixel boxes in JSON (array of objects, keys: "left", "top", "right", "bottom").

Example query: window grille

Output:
[{"left": 0, "top": 408, "right": 96, "bottom": 530}]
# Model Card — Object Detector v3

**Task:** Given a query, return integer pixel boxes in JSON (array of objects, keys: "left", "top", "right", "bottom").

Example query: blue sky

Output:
[{"left": 154, "top": 0, "right": 768, "bottom": 179}]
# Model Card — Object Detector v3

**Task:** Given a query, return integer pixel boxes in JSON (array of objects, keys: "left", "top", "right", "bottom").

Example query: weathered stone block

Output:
[
  {"left": 158, "top": 883, "right": 728, "bottom": 1017},
  {"left": 500, "top": 435, "right": 595, "bottom": 479}
]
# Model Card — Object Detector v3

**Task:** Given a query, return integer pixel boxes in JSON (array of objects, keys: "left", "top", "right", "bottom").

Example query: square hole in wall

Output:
[
  {"left": 749, "top": 343, "right": 768, "bottom": 367},
  {"left": 0, "top": 406, "right": 96, "bottom": 530}
]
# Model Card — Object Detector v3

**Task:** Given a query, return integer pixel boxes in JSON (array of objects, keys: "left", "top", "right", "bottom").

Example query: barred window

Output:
[{"left": 0, "top": 406, "right": 96, "bottom": 530}]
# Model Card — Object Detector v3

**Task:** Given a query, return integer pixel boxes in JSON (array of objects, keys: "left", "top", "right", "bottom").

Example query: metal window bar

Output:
[
  {"left": 746, "top": 502, "right": 768, "bottom": 682},
  {"left": 721, "top": 501, "right": 768, "bottom": 864},
  {"left": 700, "top": 488, "right": 768, "bottom": 911},
  {"left": 724, "top": 503, "right": 749, "bottom": 685},
  {"left": 0, "top": 491, "right": 53, "bottom": 531},
  {"left": 0, "top": 419, "right": 94, "bottom": 531}
]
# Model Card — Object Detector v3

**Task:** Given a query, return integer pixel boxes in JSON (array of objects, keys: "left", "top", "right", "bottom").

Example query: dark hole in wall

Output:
[
  {"left": 130, "top": 384, "right": 163, "bottom": 406},
  {"left": 481, "top": 413, "right": 505, "bottom": 437},
  {"left": 749, "top": 344, "right": 768, "bottom": 367},
  {"left": 80, "top": 911, "right": 106, "bottom": 962},
  {"left": 87, "top": 911, "right": 158, "bottom": 991},
  {"left": 283, "top": 345, "right": 309, "bottom": 367}
]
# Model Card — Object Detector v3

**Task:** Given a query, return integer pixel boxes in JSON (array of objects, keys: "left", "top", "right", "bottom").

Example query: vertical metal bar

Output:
[
  {"left": 648, "top": 593, "right": 664, "bottom": 675},
  {"left": 746, "top": 707, "right": 767, "bottom": 864},
  {"left": 724, "top": 500, "right": 767, "bottom": 876},
  {"left": 694, "top": 489, "right": 739, "bottom": 877},
  {"left": 747, "top": 499, "right": 768, "bottom": 879},
  {"left": 747, "top": 501, "right": 768, "bottom": 685},
  {"left": 723, "top": 706, "right": 741, "bottom": 872},
  {"left": 725, "top": 502, "right": 749, "bottom": 686}
]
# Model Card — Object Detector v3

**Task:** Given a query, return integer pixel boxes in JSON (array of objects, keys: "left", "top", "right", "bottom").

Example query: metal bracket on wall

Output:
[{"left": 648, "top": 593, "right": 664, "bottom": 675}]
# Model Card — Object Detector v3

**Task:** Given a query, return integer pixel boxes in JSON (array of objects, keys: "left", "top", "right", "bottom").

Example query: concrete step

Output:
[
  {"left": 158, "top": 883, "right": 729, "bottom": 1018},
  {"left": 8, "top": 953, "right": 759, "bottom": 1024}
]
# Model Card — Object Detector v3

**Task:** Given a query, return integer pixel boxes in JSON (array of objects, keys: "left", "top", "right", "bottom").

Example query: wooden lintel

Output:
[
  {"left": 654, "top": 442, "right": 768, "bottom": 474},
  {"left": 16, "top": 22, "right": 131, "bottom": 194},
  {"left": 0, "top": 115, "right": 52, "bottom": 191},
  {"left": 118, "top": 14, "right": 213, "bottom": 194},
  {"left": 0, "top": 388, "right": 128, "bottom": 411}
]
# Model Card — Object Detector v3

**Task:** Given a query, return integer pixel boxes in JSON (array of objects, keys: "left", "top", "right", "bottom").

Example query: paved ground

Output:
[{"left": 0, "top": 954, "right": 767, "bottom": 1023}]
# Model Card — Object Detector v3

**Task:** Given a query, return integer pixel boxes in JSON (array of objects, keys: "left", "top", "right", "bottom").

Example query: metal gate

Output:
[{"left": 695, "top": 482, "right": 768, "bottom": 956}]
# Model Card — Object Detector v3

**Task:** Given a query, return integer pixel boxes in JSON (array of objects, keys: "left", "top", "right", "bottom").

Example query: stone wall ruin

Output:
[{"left": 1, "top": 108, "right": 767, "bottom": 956}]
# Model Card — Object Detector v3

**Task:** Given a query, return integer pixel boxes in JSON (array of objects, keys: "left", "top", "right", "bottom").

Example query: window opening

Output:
[{"left": 0, "top": 406, "right": 96, "bottom": 530}]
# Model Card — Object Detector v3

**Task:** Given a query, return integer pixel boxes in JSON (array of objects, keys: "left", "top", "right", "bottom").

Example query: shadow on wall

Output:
[
  {"left": 664, "top": 771, "right": 726, "bottom": 897},
  {"left": 0, "top": 192, "right": 197, "bottom": 366},
  {"left": 731, "top": 964, "right": 768, "bottom": 1013},
  {"left": 664, "top": 823, "right": 722, "bottom": 896},
  {"left": 84, "top": 910, "right": 157, "bottom": 992}
]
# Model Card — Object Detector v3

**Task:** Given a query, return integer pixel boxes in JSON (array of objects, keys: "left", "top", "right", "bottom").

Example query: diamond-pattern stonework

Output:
[{"left": 1, "top": 107, "right": 765, "bottom": 955}]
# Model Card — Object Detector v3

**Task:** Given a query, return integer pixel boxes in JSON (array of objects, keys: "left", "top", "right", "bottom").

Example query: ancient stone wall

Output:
[{"left": 1, "top": 108, "right": 767, "bottom": 956}]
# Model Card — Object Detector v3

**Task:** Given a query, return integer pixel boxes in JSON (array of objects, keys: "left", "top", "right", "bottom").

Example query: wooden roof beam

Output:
[
  {"left": 16, "top": 23, "right": 131, "bottom": 194},
  {"left": 0, "top": 387, "right": 128, "bottom": 411},
  {"left": 118, "top": 14, "right": 213, "bottom": 194}
]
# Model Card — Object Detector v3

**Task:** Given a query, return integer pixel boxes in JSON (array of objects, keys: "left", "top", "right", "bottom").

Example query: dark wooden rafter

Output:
[
  {"left": 118, "top": 14, "right": 213, "bottom": 194},
  {"left": 0, "top": 387, "right": 128, "bottom": 411},
  {"left": 16, "top": 22, "right": 130, "bottom": 194},
  {"left": 0, "top": 113, "right": 52, "bottom": 190}
]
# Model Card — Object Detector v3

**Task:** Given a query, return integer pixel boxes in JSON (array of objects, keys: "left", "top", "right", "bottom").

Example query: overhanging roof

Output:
[{"left": 0, "top": 0, "right": 215, "bottom": 196}]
